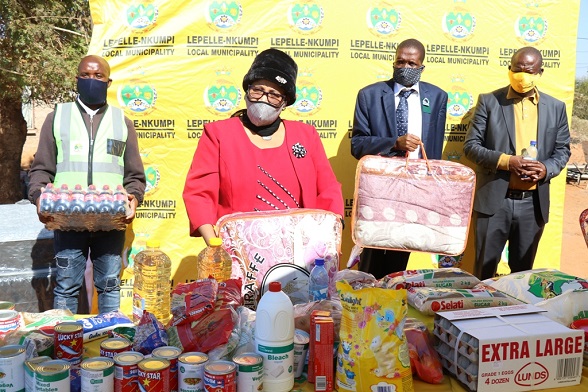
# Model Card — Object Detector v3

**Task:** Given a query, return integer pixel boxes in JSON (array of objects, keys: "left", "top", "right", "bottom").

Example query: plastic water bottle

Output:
[
  {"left": 133, "top": 239, "right": 172, "bottom": 324},
  {"left": 309, "top": 258, "right": 329, "bottom": 301},
  {"left": 39, "top": 183, "right": 56, "bottom": 213},
  {"left": 113, "top": 185, "right": 128, "bottom": 215},
  {"left": 521, "top": 140, "right": 538, "bottom": 179},
  {"left": 195, "top": 237, "right": 232, "bottom": 282},
  {"left": 70, "top": 184, "right": 85, "bottom": 214},
  {"left": 523, "top": 140, "right": 538, "bottom": 160},
  {"left": 83, "top": 185, "right": 100, "bottom": 214},
  {"left": 255, "top": 281, "right": 295, "bottom": 392}
]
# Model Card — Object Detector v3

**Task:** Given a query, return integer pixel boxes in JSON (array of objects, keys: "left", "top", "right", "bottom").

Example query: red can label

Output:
[
  {"left": 54, "top": 322, "right": 84, "bottom": 361},
  {"left": 138, "top": 358, "right": 170, "bottom": 392},
  {"left": 203, "top": 361, "right": 236, "bottom": 392},
  {"left": 114, "top": 352, "right": 144, "bottom": 392},
  {"left": 100, "top": 338, "right": 132, "bottom": 358},
  {"left": 152, "top": 347, "right": 181, "bottom": 392}
]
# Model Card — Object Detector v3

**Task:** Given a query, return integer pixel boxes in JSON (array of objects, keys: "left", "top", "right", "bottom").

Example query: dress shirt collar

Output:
[
  {"left": 394, "top": 81, "right": 420, "bottom": 97},
  {"left": 76, "top": 96, "right": 101, "bottom": 116},
  {"left": 506, "top": 86, "right": 540, "bottom": 104}
]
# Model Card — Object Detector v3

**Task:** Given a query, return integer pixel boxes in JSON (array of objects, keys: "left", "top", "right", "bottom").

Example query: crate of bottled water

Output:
[{"left": 39, "top": 183, "right": 129, "bottom": 231}]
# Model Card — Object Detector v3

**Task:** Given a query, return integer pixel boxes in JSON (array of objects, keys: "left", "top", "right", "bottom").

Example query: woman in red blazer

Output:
[{"left": 183, "top": 49, "right": 344, "bottom": 245}]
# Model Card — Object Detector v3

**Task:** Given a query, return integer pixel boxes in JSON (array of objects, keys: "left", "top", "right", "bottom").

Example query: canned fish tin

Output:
[
  {"left": 35, "top": 360, "right": 71, "bottom": 392},
  {"left": 114, "top": 351, "right": 144, "bottom": 392},
  {"left": 233, "top": 352, "right": 263, "bottom": 392},
  {"left": 152, "top": 346, "right": 182, "bottom": 392},
  {"left": 81, "top": 357, "right": 115, "bottom": 392},
  {"left": 0, "top": 301, "right": 15, "bottom": 310},
  {"left": 0, "top": 345, "right": 26, "bottom": 392},
  {"left": 25, "top": 356, "right": 52, "bottom": 392},
  {"left": 137, "top": 358, "right": 170, "bottom": 392},
  {"left": 54, "top": 322, "right": 84, "bottom": 361},
  {"left": 0, "top": 309, "right": 22, "bottom": 338},
  {"left": 203, "top": 361, "right": 236, "bottom": 392},
  {"left": 178, "top": 352, "right": 208, "bottom": 392},
  {"left": 100, "top": 337, "right": 132, "bottom": 358}
]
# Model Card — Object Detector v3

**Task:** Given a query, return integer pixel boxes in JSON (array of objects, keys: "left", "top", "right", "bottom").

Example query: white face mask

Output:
[{"left": 245, "top": 97, "right": 284, "bottom": 126}]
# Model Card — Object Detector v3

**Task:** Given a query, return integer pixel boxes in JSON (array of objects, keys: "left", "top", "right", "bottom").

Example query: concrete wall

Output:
[{"left": 0, "top": 203, "right": 89, "bottom": 313}]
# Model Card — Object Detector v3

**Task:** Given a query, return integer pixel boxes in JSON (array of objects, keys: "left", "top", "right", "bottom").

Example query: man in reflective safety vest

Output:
[{"left": 29, "top": 55, "right": 146, "bottom": 314}]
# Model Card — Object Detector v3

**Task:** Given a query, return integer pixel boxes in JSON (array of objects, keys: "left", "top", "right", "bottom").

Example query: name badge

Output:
[
  {"left": 107, "top": 139, "right": 126, "bottom": 157},
  {"left": 422, "top": 98, "right": 431, "bottom": 114}
]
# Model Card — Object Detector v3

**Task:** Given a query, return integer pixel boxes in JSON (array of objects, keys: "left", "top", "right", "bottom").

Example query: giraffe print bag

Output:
[{"left": 217, "top": 208, "right": 342, "bottom": 310}]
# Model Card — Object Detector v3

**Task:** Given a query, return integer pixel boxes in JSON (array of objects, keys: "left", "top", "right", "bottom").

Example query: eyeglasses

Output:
[{"left": 247, "top": 85, "right": 286, "bottom": 106}]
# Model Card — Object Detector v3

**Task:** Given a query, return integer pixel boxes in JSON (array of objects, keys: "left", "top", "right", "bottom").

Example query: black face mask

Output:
[
  {"left": 77, "top": 78, "right": 108, "bottom": 106},
  {"left": 392, "top": 66, "right": 424, "bottom": 87}
]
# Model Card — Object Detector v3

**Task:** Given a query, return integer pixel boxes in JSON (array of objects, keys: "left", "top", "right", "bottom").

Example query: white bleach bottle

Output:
[{"left": 255, "top": 281, "right": 295, "bottom": 392}]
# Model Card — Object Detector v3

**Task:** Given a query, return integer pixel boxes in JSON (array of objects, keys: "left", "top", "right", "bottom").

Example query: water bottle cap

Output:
[
  {"left": 146, "top": 239, "right": 160, "bottom": 248},
  {"left": 209, "top": 237, "right": 223, "bottom": 247},
  {"left": 269, "top": 281, "right": 282, "bottom": 292},
  {"left": 315, "top": 258, "right": 325, "bottom": 266}
]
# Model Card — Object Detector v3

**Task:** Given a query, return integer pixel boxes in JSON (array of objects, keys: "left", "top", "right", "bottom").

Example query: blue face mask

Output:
[{"left": 77, "top": 78, "right": 108, "bottom": 106}]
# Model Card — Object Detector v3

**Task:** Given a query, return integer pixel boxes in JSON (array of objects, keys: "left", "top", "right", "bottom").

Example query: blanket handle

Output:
[{"left": 404, "top": 141, "right": 432, "bottom": 173}]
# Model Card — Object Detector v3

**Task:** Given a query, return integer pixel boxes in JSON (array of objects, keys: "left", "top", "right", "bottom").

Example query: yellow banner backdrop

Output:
[{"left": 87, "top": 0, "right": 580, "bottom": 309}]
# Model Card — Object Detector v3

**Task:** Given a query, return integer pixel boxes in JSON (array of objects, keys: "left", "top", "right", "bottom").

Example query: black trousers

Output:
[
  {"left": 357, "top": 248, "right": 410, "bottom": 279},
  {"left": 474, "top": 194, "right": 545, "bottom": 280}
]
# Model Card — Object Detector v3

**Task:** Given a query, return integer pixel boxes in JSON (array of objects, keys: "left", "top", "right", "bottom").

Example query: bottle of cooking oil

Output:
[
  {"left": 195, "top": 237, "right": 232, "bottom": 282},
  {"left": 133, "top": 239, "right": 172, "bottom": 324}
]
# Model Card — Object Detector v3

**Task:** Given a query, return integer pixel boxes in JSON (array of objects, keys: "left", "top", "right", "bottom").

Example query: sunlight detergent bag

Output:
[{"left": 335, "top": 280, "right": 413, "bottom": 392}]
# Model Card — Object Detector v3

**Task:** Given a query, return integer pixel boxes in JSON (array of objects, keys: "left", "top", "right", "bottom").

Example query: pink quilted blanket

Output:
[{"left": 352, "top": 156, "right": 475, "bottom": 255}]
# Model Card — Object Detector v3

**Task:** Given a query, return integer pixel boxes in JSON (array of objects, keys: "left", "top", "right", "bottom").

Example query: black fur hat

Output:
[{"left": 243, "top": 48, "right": 298, "bottom": 106}]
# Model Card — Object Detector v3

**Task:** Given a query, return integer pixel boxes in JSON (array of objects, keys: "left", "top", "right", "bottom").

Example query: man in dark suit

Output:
[
  {"left": 351, "top": 38, "right": 448, "bottom": 278},
  {"left": 463, "top": 46, "right": 570, "bottom": 280}
]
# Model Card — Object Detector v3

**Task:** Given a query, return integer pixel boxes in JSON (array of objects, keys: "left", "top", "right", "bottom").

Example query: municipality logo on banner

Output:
[
  {"left": 366, "top": 5, "right": 401, "bottom": 37},
  {"left": 206, "top": 1, "right": 243, "bottom": 31},
  {"left": 446, "top": 75, "right": 473, "bottom": 119},
  {"left": 291, "top": 71, "right": 322, "bottom": 116},
  {"left": 442, "top": 5, "right": 476, "bottom": 40},
  {"left": 125, "top": 2, "right": 158, "bottom": 31},
  {"left": 288, "top": 2, "right": 324, "bottom": 34},
  {"left": 117, "top": 81, "right": 157, "bottom": 115},
  {"left": 144, "top": 164, "right": 161, "bottom": 195},
  {"left": 515, "top": 12, "right": 547, "bottom": 44},
  {"left": 204, "top": 70, "right": 242, "bottom": 115}
]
